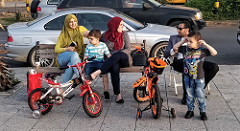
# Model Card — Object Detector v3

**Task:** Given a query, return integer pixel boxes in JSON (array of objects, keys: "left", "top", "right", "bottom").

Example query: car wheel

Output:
[
  {"left": 28, "top": 47, "right": 55, "bottom": 67},
  {"left": 31, "top": 13, "right": 38, "bottom": 19},
  {"left": 150, "top": 42, "right": 171, "bottom": 65},
  {"left": 30, "top": 0, "right": 40, "bottom": 19},
  {"left": 169, "top": 21, "right": 182, "bottom": 27}
]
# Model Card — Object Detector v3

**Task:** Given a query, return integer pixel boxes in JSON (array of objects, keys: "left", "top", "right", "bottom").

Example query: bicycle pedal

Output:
[{"left": 66, "top": 95, "right": 75, "bottom": 100}]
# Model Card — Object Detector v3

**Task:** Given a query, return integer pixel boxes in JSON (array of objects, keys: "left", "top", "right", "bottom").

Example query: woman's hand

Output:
[{"left": 65, "top": 46, "right": 75, "bottom": 51}]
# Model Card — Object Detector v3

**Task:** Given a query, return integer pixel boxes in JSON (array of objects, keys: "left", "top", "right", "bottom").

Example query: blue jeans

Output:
[
  {"left": 85, "top": 61, "right": 104, "bottom": 77},
  {"left": 58, "top": 51, "right": 81, "bottom": 83},
  {"left": 184, "top": 76, "right": 206, "bottom": 113}
]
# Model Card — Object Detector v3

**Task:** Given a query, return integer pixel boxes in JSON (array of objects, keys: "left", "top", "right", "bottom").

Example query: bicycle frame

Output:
[
  {"left": 39, "top": 60, "right": 97, "bottom": 105},
  {"left": 143, "top": 66, "right": 159, "bottom": 101}
]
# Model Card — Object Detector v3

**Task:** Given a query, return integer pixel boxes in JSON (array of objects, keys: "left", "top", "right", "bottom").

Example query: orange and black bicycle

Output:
[{"left": 132, "top": 44, "right": 176, "bottom": 119}]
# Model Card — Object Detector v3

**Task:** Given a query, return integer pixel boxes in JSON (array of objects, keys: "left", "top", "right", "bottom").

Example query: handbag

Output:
[{"left": 131, "top": 46, "right": 148, "bottom": 66}]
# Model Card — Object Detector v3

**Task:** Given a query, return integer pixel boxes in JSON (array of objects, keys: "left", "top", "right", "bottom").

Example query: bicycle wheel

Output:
[
  {"left": 82, "top": 89, "right": 102, "bottom": 118},
  {"left": 133, "top": 87, "right": 149, "bottom": 103},
  {"left": 28, "top": 88, "right": 53, "bottom": 115},
  {"left": 151, "top": 85, "right": 162, "bottom": 119}
]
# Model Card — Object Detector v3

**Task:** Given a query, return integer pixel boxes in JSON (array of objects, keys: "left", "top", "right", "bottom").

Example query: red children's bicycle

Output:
[{"left": 28, "top": 57, "right": 102, "bottom": 118}]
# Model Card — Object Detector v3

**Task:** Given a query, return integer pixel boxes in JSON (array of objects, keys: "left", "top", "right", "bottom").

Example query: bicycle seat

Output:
[{"left": 45, "top": 72, "right": 62, "bottom": 80}]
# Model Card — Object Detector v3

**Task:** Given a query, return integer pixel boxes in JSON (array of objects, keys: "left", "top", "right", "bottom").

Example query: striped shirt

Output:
[{"left": 84, "top": 42, "right": 110, "bottom": 62}]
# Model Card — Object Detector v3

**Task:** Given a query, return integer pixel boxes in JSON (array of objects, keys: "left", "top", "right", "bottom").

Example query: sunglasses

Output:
[{"left": 177, "top": 27, "right": 186, "bottom": 31}]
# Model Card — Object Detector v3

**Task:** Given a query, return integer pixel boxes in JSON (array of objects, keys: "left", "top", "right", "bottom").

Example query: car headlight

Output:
[
  {"left": 238, "top": 26, "right": 240, "bottom": 32},
  {"left": 194, "top": 12, "right": 203, "bottom": 20}
]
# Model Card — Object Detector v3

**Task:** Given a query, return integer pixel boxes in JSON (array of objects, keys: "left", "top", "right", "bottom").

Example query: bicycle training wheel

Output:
[
  {"left": 82, "top": 89, "right": 102, "bottom": 118},
  {"left": 133, "top": 86, "right": 149, "bottom": 103},
  {"left": 28, "top": 88, "right": 53, "bottom": 115},
  {"left": 151, "top": 85, "right": 162, "bottom": 119}
]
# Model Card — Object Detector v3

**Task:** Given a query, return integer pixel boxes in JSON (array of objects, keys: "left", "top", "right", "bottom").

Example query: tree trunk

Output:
[{"left": 0, "top": 44, "right": 20, "bottom": 91}]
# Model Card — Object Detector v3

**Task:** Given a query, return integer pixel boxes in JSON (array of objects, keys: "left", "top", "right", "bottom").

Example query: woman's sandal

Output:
[
  {"left": 116, "top": 98, "right": 124, "bottom": 103},
  {"left": 104, "top": 91, "right": 110, "bottom": 99}
]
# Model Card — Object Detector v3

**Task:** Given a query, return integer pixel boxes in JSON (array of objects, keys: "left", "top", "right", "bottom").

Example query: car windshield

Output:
[
  {"left": 27, "top": 14, "right": 52, "bottom": 26},
  {"left": 147, "top": 0, "right": 162, "bottom": 7},
  {"left": 114, "top": 11, "right": 145, "bottom": 30}
]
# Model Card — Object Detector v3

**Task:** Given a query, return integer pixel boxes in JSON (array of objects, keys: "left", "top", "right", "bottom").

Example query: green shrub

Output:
[{"left": 186, "top": 0, "right": 240, "bottom": 20}]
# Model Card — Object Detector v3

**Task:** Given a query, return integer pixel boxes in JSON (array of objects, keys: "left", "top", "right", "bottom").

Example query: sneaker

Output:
[
  {"left": 200, "top": 112, "right": 208, "bottom": 120},
  {"left": 185, "top": 111, "right": 194, "bottom": 119}
]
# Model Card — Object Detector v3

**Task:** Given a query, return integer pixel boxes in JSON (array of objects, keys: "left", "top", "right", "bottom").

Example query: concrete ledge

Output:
[{"left": 206, "top": 20, "right": 240, "bottom": 27}]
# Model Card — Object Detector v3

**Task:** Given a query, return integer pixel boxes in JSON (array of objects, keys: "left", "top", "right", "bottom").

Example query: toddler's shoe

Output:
[
  {"left": 200, "top": 112, "right": 208, "bottom": 120},
  {"left": 104, "top": 91, "right": 110, "bottom": 99},
  {"left": 185, "top": 111, "right": 194, "bottom": 119}
]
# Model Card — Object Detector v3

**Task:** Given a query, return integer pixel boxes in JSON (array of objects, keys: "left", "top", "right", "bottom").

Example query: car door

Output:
[
  {"left": 75, "top": 12, "right": 136, "bottom": 44},
  {"left": 93, "top": 0, "right": 118, "bottom": 8},
  {"left": 76, "top": 13, "right": 112, "bottom": 31},
  {"left": 118, "top": 0, "right": 165, "bottom": 25}
]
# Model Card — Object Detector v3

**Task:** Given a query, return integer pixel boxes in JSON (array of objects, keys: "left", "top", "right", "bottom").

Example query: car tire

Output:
[
  {"left": 30, "top": 0, "right": 40, "bottom": 19},
  {"left": 31, "top": 13, "right": 38, "bottom": 19},
  {"left": 169, "top": 21, "right": 182, "bottom": 27},
  {"left": 28, "top": 47, "right": 55, "bottom": 67},
  {"left": 150, "top": 42, "right": 171, "bottom": 65},
  {"left": 169, "top": 20, "right": 195, "bottom": 31}
]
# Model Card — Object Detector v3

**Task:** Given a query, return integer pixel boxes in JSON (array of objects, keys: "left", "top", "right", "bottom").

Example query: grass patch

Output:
[{"left": 0, "top": 12, "right": 33, "bottom": 26}]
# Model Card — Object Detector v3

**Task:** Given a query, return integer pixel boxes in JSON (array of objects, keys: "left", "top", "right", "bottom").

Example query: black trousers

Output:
[
  {"left": 100, "top": 51, "right": 129, "bottom": 95},
  {"left": 173, "top": 59, "right": 219, "bottom": 98}
]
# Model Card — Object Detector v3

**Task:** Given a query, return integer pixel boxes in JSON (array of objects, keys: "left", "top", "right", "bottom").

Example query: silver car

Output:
[{"left": 5, "top": 7, "right": 177, "bottom": 67}]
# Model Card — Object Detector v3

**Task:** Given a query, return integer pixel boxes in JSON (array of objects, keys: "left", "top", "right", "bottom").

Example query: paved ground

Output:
[{"left": 0, "top": 65, "right": 240, "bottom": 131}]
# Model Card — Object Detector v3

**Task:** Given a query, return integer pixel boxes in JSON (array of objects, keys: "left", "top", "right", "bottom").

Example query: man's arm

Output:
[
  {"left": 164, "top": 36, "right": 174, "bottom": 58},
  {"left": 173, "top": 39, "right": 187, "bottom": 54}
]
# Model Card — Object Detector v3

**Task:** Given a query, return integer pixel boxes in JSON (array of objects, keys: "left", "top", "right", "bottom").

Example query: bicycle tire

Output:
[
  {"left": 28, "top": 88, "right": 53, "bottom": 115},
  {"left": 133, "top": 87, "right": 149, "bottom": 103},
  {"left": 151, "top": 85, "right": 162, "bottom": 119},
  {"left": 82, "top": 89, "right": 102, "bottom": 118}
]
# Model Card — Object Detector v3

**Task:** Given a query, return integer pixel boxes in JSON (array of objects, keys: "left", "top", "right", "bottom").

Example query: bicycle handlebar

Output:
[
  {"left": 87, "top": 56, "right": 96, "bottom": 61},
  {"left": 59, "top": 56, "right": 96, "bottom": 70}
]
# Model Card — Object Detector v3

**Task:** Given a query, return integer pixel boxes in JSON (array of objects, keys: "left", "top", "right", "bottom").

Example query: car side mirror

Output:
[{"left": 142, "top": 3, "right": 152, "bottom": 10}]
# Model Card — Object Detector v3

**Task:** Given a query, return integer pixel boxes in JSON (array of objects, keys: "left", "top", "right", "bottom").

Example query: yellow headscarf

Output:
[{"left": 55, "top": 14, "right": 86, "bottom": 59}]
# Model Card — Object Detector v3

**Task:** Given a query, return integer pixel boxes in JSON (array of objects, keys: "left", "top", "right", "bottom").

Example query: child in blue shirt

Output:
[
  {"left": 84, "top": 29, "right": 111, "bottom": 98},
  {"left": 173, "top": 32, "right": 217, "bottom": 120}
]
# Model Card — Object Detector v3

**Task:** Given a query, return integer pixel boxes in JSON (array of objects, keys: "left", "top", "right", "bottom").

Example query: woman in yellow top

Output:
[{"left": 55, "top": 14, "right": 88, "bottom": 83}]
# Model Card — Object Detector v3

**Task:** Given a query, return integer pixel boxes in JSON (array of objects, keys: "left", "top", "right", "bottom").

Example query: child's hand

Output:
[
  {"left": 183, "top": 38, "right": 188, "bottom": 43},
  {"left": 198, "top": 40, "right": 207, "bottom": 46}
]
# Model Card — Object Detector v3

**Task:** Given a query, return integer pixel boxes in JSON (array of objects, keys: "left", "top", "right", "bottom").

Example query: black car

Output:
[
  {"left": 57, "top": 0, "right": 206, "bottom": 31},
  {"left": 238, "top": 26, "right": 240, "bottom": 44}
]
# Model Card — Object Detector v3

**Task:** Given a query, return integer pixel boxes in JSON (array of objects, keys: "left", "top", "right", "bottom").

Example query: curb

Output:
[{"left": 206, "top": 20, "right": 239, "bottom": 27}]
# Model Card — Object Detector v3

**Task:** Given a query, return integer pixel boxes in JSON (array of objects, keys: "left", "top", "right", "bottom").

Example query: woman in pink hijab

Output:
[{"left": 88, "top": 17, "right": 132, "bottom": 103}]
